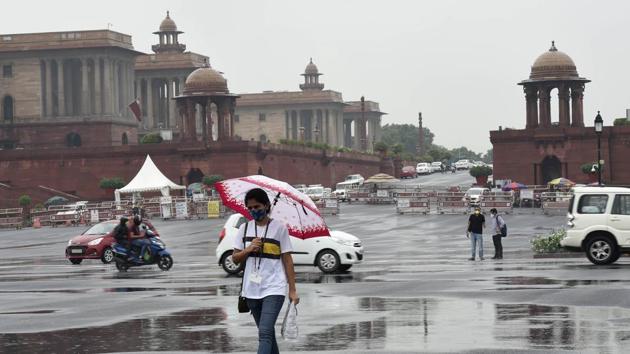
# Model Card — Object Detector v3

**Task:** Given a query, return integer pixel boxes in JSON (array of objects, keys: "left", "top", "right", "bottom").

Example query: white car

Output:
[
  {"left": 464, "top": 187, "right": 489, "bottom": 207},
  {"left": 344, "top": 174, "right": 365, "bottom": 184},
  {"left": 455, "top": 159, "right": 472, "bottom": 170},
  {"left": 306, "top": 185, "right": 325, "bottom": 202},
  {"left": 216, "top": 214, "right": 364, "bottom": 274},
  {"left": 430, "top": 162, "right": 443, "bottom": 173},
  {"left": 416, "top": 162, "right": 431, "bottom": 175},
  {"left": 561, "top": 187, "right": 630, "bottom": 265}
]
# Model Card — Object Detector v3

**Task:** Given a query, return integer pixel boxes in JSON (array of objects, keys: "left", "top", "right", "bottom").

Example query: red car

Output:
[
  {"left": 400, "top": 166, "right": 417, "bottom": 179},
  {"left": 66, "top": 220, "right": 118, "bottom": 264}
]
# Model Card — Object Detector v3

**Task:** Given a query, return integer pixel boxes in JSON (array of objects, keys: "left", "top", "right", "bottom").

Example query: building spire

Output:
[{"left": 550, "top": 40, "right": 557, "bottom": 52}]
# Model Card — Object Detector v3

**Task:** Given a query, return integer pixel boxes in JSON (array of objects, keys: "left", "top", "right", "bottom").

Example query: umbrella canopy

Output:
[
  {"left": 548, "top": 178, "right": 575, "bottom": 187},
  {"left": 187, "top": 182, "right": 205, "bottom": 193},
  {"left": 364, "top": 173, "right": 400, "bottom": 184},
  {"left": 502, "top": 182, "right": 527, "bottom": 191},
  {"left": 215, "top": 175, "right": 329, "bottom": 239},
  {"left": 44, "top": 196, "right": 69, "bottom": 207}
]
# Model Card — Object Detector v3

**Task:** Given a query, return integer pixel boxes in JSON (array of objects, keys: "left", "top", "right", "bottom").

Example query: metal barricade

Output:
[
  {"left": 480, "top": 192, "right": 514, "bottom": 214},
  {"left": 437, "top": 192, "right": 469, "bottom": 214},
  {"left": 396, "top": 192, "right": 430, "bottom": 214},
  {"left": 541, "top": 192, "right": 572, "bottom": 215},
  {"left": 347, "top": 188, "right": 371, "bottom": 203},
  {"left": 367, "top": 189, "right": 395, "bottom": 204},
  {"left": 0, "top": 208, "right": 23, "bottom": 229},
  {"left": 316, "top": 198, "right": 340, "bottom": 216}
]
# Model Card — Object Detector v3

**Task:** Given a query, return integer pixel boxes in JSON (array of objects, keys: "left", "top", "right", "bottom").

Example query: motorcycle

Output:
[{"left": 112, "top": 228, "right": 173, "bottom": 272}]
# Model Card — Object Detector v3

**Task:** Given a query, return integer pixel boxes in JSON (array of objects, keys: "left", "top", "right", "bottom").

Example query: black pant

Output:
[{"left": 492, "top": 234, "right": 503, "bottom": 258}]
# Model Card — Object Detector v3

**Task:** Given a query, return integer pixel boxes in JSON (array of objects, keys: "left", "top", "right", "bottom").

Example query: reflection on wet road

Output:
[{"left": 2, "top": 204, "right": 630, "bottom": 352}]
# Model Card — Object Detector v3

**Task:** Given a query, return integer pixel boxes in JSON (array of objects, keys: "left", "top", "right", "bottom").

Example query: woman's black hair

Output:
[{"left": 245, "top": 188, "right": 271, "bottom": 210}]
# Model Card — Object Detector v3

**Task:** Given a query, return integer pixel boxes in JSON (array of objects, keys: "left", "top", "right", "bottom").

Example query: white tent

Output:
[{"left": 115, "top": 155, "right": 185, "bottom": 204}]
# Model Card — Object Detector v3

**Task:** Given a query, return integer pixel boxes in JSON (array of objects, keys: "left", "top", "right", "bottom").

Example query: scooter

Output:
[{"left": 112, "top": 228, "right": 173, "bottom": 272}]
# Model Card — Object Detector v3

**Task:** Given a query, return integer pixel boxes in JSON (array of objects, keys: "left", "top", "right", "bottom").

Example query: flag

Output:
[{"left": 128, "top": 99, "right": 142, "bottom": 122}]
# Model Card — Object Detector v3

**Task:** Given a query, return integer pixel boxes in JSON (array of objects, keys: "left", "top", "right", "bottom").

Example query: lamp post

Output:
[{"left": 594, "top": 111, "right": 604, "bottom": 186}]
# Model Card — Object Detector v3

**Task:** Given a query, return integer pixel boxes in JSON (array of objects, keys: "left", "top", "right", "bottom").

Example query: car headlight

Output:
[
  {"left": 67, "top": 240, "right": 73, "bottom": 246},
  {"left": 87, "top": 238, "right": 102, "bottom": 246},
  {"left": 332, "top": 237, "right": 355, "bottom": 247}
]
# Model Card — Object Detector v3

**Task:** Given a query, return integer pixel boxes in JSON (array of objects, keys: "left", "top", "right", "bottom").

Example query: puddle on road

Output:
[
  {"left": 0, "top": 310, "right": 56, "bottom": 315},
  {"left": 1, "top": 308, "right": 241, "bottom": 354},
  {"left": 296, "top": 270, "right": 387, "bottom": 284}
]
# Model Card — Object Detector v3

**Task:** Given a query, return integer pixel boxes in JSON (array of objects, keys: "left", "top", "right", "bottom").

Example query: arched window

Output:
[
  {"left": 66, "top": 132, "right": 82, "bottom": 147},
  {"left": 259, "top": 134, "right": 267, "bottom": 143},
  {"left": 3, "top": 95, "right": 13, "bottom": 122},
  {"left": 121, "top": 132, "right": 128, "bottom": 145}
]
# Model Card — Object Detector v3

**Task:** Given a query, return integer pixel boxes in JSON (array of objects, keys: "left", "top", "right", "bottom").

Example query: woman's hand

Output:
[{"left": 289, "top": 289, "right": 299, "bottom": 305}]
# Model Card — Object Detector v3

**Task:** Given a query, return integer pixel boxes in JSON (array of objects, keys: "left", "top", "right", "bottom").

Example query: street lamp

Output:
[{"left": 594, "top": 111, "right": 604, "bottom": 186}]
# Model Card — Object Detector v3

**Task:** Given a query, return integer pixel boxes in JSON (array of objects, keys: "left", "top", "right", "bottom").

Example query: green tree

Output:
[
  {"left": 99, "top": 177, "right": 126, "bottom": 189},
  {"left": 381, "top": 124, "right": 434, "bottom": 156},
  {"left": 483, "top": 148, "right": 493, "bottom": 163},
  {"left": 374, "top": 141, "right": 389, "bottom": 154},
  {"left": 203, "top": 175, "right": 224, "bottom": 187},
  {"left": 140, "top": 133, "right": 163, "bottom": 144},
  {"left": 18, "top": 195, "right": 32, "bottom": 207}
]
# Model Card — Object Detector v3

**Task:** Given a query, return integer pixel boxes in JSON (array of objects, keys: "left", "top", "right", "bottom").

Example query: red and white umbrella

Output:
[{"left": 215, "top": 175, "right": 330, "bottom": 239}]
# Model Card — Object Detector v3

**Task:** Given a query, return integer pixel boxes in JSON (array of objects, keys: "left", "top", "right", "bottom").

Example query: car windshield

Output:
[
  {"left": 83, "top": 222, "right": 116, "bottom": 235},
  {"left": 468, "top": 189, "right": 484, "bottom": 196},
  {"left": 307, "top": 187, "right": 324, "bottom": 194}
]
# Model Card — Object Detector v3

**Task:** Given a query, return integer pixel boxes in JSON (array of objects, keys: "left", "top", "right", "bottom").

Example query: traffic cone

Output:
[{"left": 33, "top": 217, "right": 41, "bottom": 229}]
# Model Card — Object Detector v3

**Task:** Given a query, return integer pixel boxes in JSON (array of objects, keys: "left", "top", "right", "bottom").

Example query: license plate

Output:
[{"left": 70, "top": 248, "right": 83, "bottom": 254}]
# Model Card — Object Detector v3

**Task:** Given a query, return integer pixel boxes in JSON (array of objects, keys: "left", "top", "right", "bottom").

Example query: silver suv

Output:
[{"left": 561, "top": 187, "right": 630, "bottom": 265}]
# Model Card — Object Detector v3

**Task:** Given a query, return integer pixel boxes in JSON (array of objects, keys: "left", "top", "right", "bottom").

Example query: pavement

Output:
[{"left": 1, "top": 172, "right": 630, "bottom": 353}]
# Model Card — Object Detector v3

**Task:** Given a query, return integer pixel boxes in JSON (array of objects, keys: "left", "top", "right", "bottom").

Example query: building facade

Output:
[{"left": 491, "top": 42, "right": 630, "bottom": 185}]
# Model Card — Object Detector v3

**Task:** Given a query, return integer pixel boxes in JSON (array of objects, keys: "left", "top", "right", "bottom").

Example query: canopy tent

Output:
[
  {"left": 364, "top": 173, "right": 400, "bottom": 184},
  {"left": 115, "top": 155, "right": 185, "bottom": 205}
]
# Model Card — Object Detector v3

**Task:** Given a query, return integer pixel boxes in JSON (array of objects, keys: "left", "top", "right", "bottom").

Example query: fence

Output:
[
  {"left": 316, "top": 198, "right": 340, "bottom": 216},
  {"left": 436, "top": 192, "right": 469, "bottom": 214},
  {"left": 480, "top": 192, "right": 514, "bottom": 214},
  {"left": 396, "top": 192, "right": 430, "bottom": 214},
  {"left": 541, "top": 192, "right": 572, "bottom": 215},
  {"left": 0, "top": 208, "right": 23, "bottom": 229}
]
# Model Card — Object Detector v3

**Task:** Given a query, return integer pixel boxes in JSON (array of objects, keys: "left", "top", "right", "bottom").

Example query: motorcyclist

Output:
[{"left": 127, "top": 214, "right": 152, "bottom": 262}]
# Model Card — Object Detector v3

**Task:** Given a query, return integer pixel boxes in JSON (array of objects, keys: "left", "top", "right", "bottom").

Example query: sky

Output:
[{"left": 3, "top": 0, "right": 630, "bottom": 153}]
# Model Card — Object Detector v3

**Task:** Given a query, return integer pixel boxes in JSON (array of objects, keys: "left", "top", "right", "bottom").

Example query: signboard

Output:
[
  {"left": 520, "top": 190, "right": 534, "bottom": 200},
  {"left": 207, "top": 201, "right": 221, "bottom": 218},
  {"left": 89, "top": 210, "right": 100, "bottom": 223},
  {"left": 376, "top": 190, "right": 388, "bottom": 198},
  {"left": 175, "top": 202, "right": 188, "bottom": 219},
  {"left": 161, "top": 204, "right": 172, "bottom": 219},
  {"left": 324, "top": 199, "right": 338, "bottom": 208},
  {"left": 397, "top": 198, "right": 410, "bottom": 208},
  {"left": 160, "top": 196, "right": 172, "bottom": 204},
  {"left": 192, "top": 193, "right": 205, "bottom": 202}
]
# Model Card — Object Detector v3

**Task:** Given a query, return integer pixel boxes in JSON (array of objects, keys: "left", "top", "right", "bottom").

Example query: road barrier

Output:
[
  {"left": 368, "top": 189, "right": 395, "bottom": 204},
  {"left": 541, "top": 192, "right": 572, "bottom": 215},
  {"left": 396, "top": 192, "right": 430, "bottom": 214},
  {"left": 436, "top": 192, "right": 469, "bottom": 214},
  {"left": 0, "top": 208, "right": 23, "bottom": 229},
  {"left": 316, "top": 198, "right": 340, "bottom": 215},
  {"left": 480, "top": 192, "right": 514, "bottom": 214}
]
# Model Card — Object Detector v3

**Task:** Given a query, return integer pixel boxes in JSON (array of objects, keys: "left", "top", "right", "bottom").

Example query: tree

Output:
[
  {"left": 99, "top": 177, "right": 126, "bottom": 189},
  {"left": 391, "top": 143, "right": 403, "bottom": 156},
  {"left": 18, "top": 195, "right": 32, "bottom": 207},
  {"left": 140, "top": 133, "right": 163, "bottom": 144},
  {"left": 374, "top": 142, "right": 388, "bottom": 154},
  {"left": 469, "top": 166, "right": 493, "bottom": 177},
  {"left": 483, "top": 148, "right": 493, "bottom": 163},
  {"left": 203, "top": 175, "right": 224, "bottom": 187},
  {"left": 381, "top": 124, "right": 434, "bottom": 156}
]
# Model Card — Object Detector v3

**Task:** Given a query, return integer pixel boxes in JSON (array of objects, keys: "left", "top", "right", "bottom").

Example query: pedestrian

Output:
[
  {"left": 489, "top": 208, "right": 506, "bottom": 259},
  {"left": 232, "top": 188, "right": 299, "bottom": 354},
  {"left": 466, "top": 207, "right": 486, "bottom": 260}
]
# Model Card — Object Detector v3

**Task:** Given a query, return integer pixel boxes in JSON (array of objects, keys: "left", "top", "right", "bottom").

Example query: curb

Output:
[{"left": 533, "top": 252, "right": 582, "bottom": 259}]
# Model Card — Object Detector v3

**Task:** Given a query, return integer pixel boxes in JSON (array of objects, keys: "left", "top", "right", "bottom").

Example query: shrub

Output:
[
  {"left": 203, "top": 175, "right": 224, "bottom": 187},
  {"left": 374, "top": 142, "right": 388, "bottom": 154},
  {"left": 337, "top": 147, "right": 352, "bottom": 153},
  {"left": 613, "top": 118, "right": 630, "bottom": 126},
  {"left": 531, "top": 229, "right": 566, "bottom": 253},
  {"left": 391, "top": 144, "right": 403, "bottom": 156},
  {"left": 140, "top": 133, "right": 163, "bottom": 144},
  {"left": 99, "top": 177, "right": 126, "bottom": 189},
  {"left": 469, "top": 165, "right": 493, "bottom": 177},
  {"left": 18, "top": 195, "right": 32, "bottom": 207},
  {"left": 581, "top": 163, "right": 600, "bottom": 174}
]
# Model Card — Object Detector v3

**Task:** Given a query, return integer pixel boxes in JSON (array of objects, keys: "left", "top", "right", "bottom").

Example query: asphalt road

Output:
[{"left": 2, "top": 172, "right": 630, "bottom": 353}]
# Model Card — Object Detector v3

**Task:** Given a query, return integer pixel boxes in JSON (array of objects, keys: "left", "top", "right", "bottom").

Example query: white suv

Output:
[
  {"left": 215, "top": 214, "right": 364, "bottom": 274},
  {"left": 561, "top": 187, "right": 630, "bottom": 265}
]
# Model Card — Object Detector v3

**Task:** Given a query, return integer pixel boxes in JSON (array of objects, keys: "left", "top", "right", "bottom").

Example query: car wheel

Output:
[
  {"left": 157, "top": 255, "right": 173, "bottom": 271},
  {"left": 339, "top": 264, "right": 352, "bottom": 272},
  {"left": 115, "top": 260, "right": 129, "bottom": 272},
  {"left": 69, "top": 258, "right": 82, "bottom": 265},
  {"left": 585, "top": 235, "right": 619, "bottom": 265},
  {"left": 101, "top": 247, "right": 114, "bottom": 264},
  {"left": 316, "top": 249, "right": 340, "bottom": 273},
  {"left": 221, "top": 251, "right": 244, "bottom": 274}
]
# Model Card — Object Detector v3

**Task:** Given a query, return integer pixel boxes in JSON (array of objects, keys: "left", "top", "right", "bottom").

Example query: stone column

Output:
[
  {"left": 80, "top": 58, "right": 90, "bottom": 115},
  {"left": 146, "top": 79, "right": 154, "bottom": 129},
  {"left": 45, "top": 60, "right": 54, "bottom": 117},
  {"left": 57, "top": 59, "right": 65, "bottom": 116},
  {"left": 229, "top": 99, "right": 235, "bottom": 139},
  {"left": 94, "top": 58, "right": 102, "bottom": 114},
  {"left": 200, "top": 101, "right": 208, "bottom": 143},
  {"left": 345, "top": 119, "right": 353, "bottom": 148},
  {"left": 207, "top": 99, "right": 214, "bottom": 142},
  {"left": 112, "top": 59, "right": 119, "bottom": 116},
  {"left": 102, "top": 57, "right": 111, "bottom": 115},
  {"left": 558, "top": 85, "right": 570, "bottom": 127},
  {"left": 571, "top": 85, "right": 585, "bottom": 127},
  {"left": 524, "top": 86, "right": 538, "bottom": 129},
  {"left": 169, "top": 79, "right": 177, "bottom": 128},
  {"left": 538, "top": 86, "right": 551, "bottom": 128}
]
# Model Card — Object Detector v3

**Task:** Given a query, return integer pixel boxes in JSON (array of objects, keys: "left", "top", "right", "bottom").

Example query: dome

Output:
[
  {"left": 159, "top": 11, "right": 178, "bottom": 32},
  {"left": 530, "top": 41, "right": 578, "bottom": 79},
  {"left": 183, "top": 67, "right": 229, "bottom": 95},
  {"left": 304, "top": 58, "right": 320, "bottom": 75}
]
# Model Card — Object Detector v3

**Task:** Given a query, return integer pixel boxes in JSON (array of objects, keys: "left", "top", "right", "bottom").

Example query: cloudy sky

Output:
[{"left": 3, "top": 0, "right": 629, "bottom": 153}]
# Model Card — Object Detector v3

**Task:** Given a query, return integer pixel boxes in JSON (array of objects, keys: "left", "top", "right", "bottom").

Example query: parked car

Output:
[
  {"left": 306, "top": 185, "right": 325, "bottom": 201},
  {"left": 416, "top": 162, "right": 431, "bottom": 175},
  {"left": 344, "top": 174, "right": 365, "bottom": 184},
  {"left": 334, "top": 179, "right": 363, "bottom": 201},
  {"left": 561, "top": 187, "right": 630, "bottom": 265},
  {"left": 292, "top": 184, "right": 308, "bottom": 194},
  {"left": 430, "top": 162, "right": 443, "bottom": 173},
  {"left": 216, "top": 214, "right": 364, "bottom": 274},
  {"left": 400, "top": 166, "right": 417, "bottom": 179},
  {"left": 455, "top": 159, "right": 473, "bottom": 170},
  {"left": 464, "top": 187, "right": 489, "bottom": 207}
]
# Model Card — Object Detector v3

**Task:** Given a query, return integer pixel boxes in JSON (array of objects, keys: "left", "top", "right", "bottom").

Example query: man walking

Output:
[
  {"left": 489, "top": 208, "right": 506, "bottom": 259},
  {"left": 467, "top": 207, "right": 485, "bottom": 260}
]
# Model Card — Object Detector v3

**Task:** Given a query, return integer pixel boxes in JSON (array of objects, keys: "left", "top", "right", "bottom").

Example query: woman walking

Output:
[{"left": 232, "top": 188, "right": 299, "bottom": 354}]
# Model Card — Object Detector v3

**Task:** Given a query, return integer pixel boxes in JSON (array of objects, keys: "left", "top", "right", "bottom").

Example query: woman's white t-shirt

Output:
[{"left": 233, "top": 219, "right": 293, "bottom": 299}]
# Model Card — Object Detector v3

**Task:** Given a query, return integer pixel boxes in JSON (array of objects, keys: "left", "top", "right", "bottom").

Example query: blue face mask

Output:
[{"left": 249, "top": 209, "right": 267, "bottom": 221}]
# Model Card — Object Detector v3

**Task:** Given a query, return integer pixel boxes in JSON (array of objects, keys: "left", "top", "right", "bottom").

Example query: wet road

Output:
[{"left": 2, "top": 176, "right": 630, "bottom": 353}]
